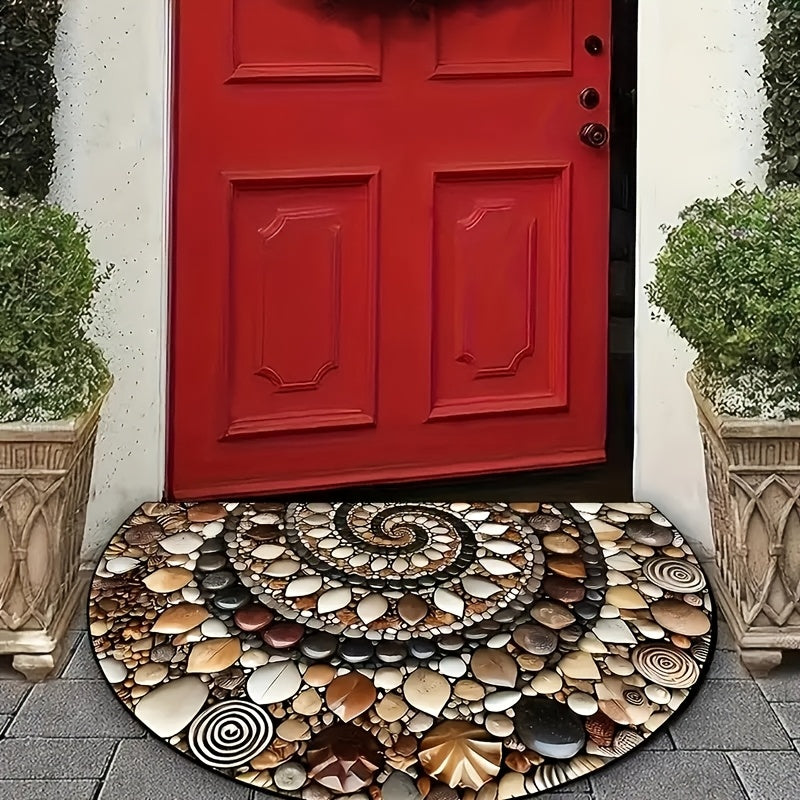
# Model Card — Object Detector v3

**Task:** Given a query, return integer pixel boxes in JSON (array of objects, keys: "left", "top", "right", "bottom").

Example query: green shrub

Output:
[
  {"left": 0, "top": 0, "right": 62, "bottom": 199},
  {"left": 762, "top": 0, "right": 800, "bottom": 187},
  {"left": 0, "top": 194, "right": 111, "bottom": 423},
  {"left": 645, "top": 183, "right": 800, "bottom": 419}
]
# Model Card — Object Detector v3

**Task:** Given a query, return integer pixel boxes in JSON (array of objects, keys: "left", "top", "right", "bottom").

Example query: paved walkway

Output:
[{"left": 1, "top": 612, "right": 799, "bottom": 800}]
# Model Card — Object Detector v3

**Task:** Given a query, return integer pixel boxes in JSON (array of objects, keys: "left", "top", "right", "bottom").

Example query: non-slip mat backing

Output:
[{"left": 89, "top": 501, "right": 714, "bottom": 798}]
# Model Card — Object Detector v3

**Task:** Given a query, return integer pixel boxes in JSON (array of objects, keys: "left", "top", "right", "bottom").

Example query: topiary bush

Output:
[
  {"left": 0, "top": 0, "right": 62, "bottom": 199},
  {"left": 0, "top": 194, "right": 111, "bottom": 423},
  {"left": 762, "top": 0, "right": 800, "bottom": 187},
  {"left": 645, "top": 183, "right": 800, "bottom": 420}
]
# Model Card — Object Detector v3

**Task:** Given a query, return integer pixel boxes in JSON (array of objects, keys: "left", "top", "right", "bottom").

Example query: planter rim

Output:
[
  {"left": 0, "top": 377, "right": 113, "bottom": 442},
  {"left": 687, "top": 368, "right": 800, "bottom": 438}
]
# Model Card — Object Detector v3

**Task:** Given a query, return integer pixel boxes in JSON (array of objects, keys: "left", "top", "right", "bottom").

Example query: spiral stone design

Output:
[
  {"left": 188, "top": 700, "right": 274, "bottom": 768},
  {"left": 641, "top": 557, "right": 707, "bottom": 593},
  {"left": 631, "top": 643, "right": 701, "bottom": 689},
  {"left": 90, "top": 499, "right": 713, "bottom": 800}
]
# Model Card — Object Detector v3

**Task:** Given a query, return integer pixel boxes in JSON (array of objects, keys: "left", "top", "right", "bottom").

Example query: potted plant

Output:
[
  {"left": 646, "top": 182, "right": 800, "bottom": 676},
  {"left": 0, "top": 194, "right": 112, "bottom": 680}
]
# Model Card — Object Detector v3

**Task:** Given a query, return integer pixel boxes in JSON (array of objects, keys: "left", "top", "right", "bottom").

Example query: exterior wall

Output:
[
  {"left": 49, "top": 0, "right": 768, "bottom": 558},
  {"left": 51, "top": 0, "right": 170, "bottom": 559},
  {"left": 633, "top": 0, "right": 769, "bottom": 556}
]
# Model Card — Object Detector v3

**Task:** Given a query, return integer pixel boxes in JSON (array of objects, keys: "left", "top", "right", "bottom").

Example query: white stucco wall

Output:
[
  {"left": 51, "top": 0, "right": 170, "bottom": 560},
  {"left": 48, "top": 0, "right": 769, "bottom": 559},
  {"left": 633, "top": 0, "right": 769, "bottom": 557}
]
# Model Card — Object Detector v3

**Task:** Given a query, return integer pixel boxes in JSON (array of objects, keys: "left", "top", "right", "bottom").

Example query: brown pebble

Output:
[
  {"left": 671, "top": 634, "right": 692, "bottom": 649},
  {"left": 187, "top": 502, "right": 227, "bottom": 522},
  {"left": 262, "top": 622, "right": 305, "bottom": 649},
  {"left": 234, "top": 605, "right": 275, "bottom": 632},
  {"left": 542, "top": 575, "right": 586, "bottom": 604}
]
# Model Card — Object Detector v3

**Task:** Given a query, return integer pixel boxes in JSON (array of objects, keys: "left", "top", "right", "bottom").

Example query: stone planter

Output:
[
  {"left": 689, "top": 368, "right": 800, "bottom": 676},
  {"left": 0, "top": 383, "right": 110, "bottom": 680}
]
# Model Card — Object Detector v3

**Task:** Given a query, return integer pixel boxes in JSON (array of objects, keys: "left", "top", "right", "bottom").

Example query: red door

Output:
[{"left": 170, "top": 0, "right": 611, "bottom": 499}]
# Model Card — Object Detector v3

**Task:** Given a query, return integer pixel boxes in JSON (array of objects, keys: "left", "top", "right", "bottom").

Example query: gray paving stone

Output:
[
  {"left": 639, "top": 729, "right": 674, "bottom": 750},
  {"left": 0, "top": 737, "right": 115, "bottom": 779},
  {"left": 715, "top": 619, "right": 737, "bottom": 651},
  {"left": 62, "top": 634, "right": 103, "bottom": 680},
  {"left": 7, "top": 679, "right": 143, "bottom": 739},
  {"left": 770, "top": 704, "right": 800, "bottom": 738},
  {"left": 729, "top": 750, "right": 800, "bottom": 800},
  {"left": 0, "top": 780, "right": 98, "bottom": 799},
  {"left": 708, "top": 649, "right": 751, "bottom": 680},
  {"left": 98, "top": 738, "right": 252, "bottom": 800},
  {"left": 0, "top": 680, "right": 30, "bottom": 714},
  {"left": 591, "top": 751, "right": 746, "bottom": 799},
  {"left": 0, "top": 715, "right": 8, "bottom": 735},
  {"left": 757, "top": 652, "right": 800, "bottom": 701},
  {"left": 670, "top": 680, "right": 792, "bottom": 751}
]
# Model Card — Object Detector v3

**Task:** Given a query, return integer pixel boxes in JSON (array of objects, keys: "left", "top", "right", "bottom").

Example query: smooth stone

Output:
[
  {"left": 600, "top": 604, "right": 621, "bottom": 618},
  {"left": 376, "top": 693, "right": 408, "bottom": 722},
  {"left": 106, "top": 557, "right": 140, "bottom": 574},
  {"left": 326, "top": 673, "right": 377, "bottom": 722},
  {"left": 213, "top": 587, "right": 251, "bottom": 611},
  {"left": 498, "top": 773, "right": 526, "bottom": 800},
  {"left": 590, "top": 520, "right": 624, "bottom": 541},
  {"left": 99, "top": 657, "right": 127, "bottom": 683},
  {"left": 606, "top": 586, "right": 648, "bottom": 610},
  {"left": 275, "top": 762, "right": 307, "bottom": 792},
  {"left": 382, "top": 771, "right": 421, "bottom": 800},
  {"left": 645, "top": 684, "right": 671, "bottom": 704},
  {"left": 433, "top": 587, "right": 465, "bottom": 617},
  {"left": 546, "top": 556, "right": 586, "bottom": 579},
  {"left": 606, "top": 553, "right": 641, "bottom": 572},
  {"left": 357, "top": 594, "right": 389, "bottom": 624},
  {"left": 632, "top": 619, "right": 666, "bottom": 639},
  {"left": 201, "top": 520, "right": 224, "bottom": 538},
  {"left": 542, "top": 533, "right": 580, "bottom": 554},
  {"left": 304, "top": 664, "right": 336, "bottom": 687},
  {"left": 454, "top": 680, "right": 486, "bottom": 701},
  {"left": 596, "top": 678, "right": 655, "bottom": 725},
  {"left": 403, "top": 668, "right": 451, "bottom": 716},
  {"left": 200, "top": 618, "right": 228, "bottom": 638},
  {"left": 266, "top": 559, "right": 301, "bottom": 578},
  {"left": 510, "top": 502, "right": 540, "bottom": 513},
  {"left": 240, "top": 649, "right": 269, "bottom": 669},
  {"left": 375, "top": 668, "right": 404, "bottom": 691},
  {"left": 286, "top": 575, "right": 323, "bottom": 598},
  {"left": 461, "top": 576, "right": 503, "bottom": 599},
  {"left": 187, "top": 502, "right": 226, "bottom": 522},
  {"left": 514, "top": 696, "right": 586, "bottom": 759},
  {"left": 558, "top": 651, "right": 600, "bottom": 680},
  {"left": 638, "top": 581, "right": 664, "bottom": 599},
  {"left": 339, "top": 638, "right": 374, "bottom": 664},
  {"left": 606, "top": 503, "right": 652, "bottom": 515},
  {"left": 143, "top": 567, "right": 193, "bottom": 593},
  {"left": 606, "top": 656, "right": 635, "bottom": 676},
  {"left": 571, "top": 503, "right": 603, "bottom": 515},
  {"left": 513, "top": 624, "right": 558, "bottom": 655},
  {"left": 160, "top": 532, "right": 203, "bottom": 555},
  {"left": 398, "top": 594, "right": 429, "bottom": 625},
  {"left": 543, "top": 575, "right": 585, "bottom": 604},
  {"left": 277, "top": 719, "right": 311, "bottom": 742},
  {"left": 439, "top": 657, "right": 468, "bottom": 678},
  {"left": 531, "top": 601, "right": 576, "bottom": 630},
  {"left": 124, "top": 521, "right": 162, "bottom": 546},
  {"left": 251, "top": 543, "right": 285, "bottom": 560},
  {"left": 517, "top": 654, "right": 546, "bottom": 672},
  {"left": 187, "top": 637, "right": 241, "bottom": 673},
  {"left": 252, "top": 512, "right": 282, "bottom": 525},
  {"left": 478, "top": 558, "right": 519, "bottom": 576},
  {"left": 246, "top": 524, "right": 282, "bottom": 542},
  {"left": 247, "top": 661, "right": 303, "bottom": 704},
  {"left": 592, "top": 618, "right": 637, "bottom": 644},
  {"left": 134, "top": 662, "right": 168, "bottom": 686},
  {"left": 483, "top": 539, "right": 520, "bottom": 555},
  {"left": 471, "top": 648, "right": 518, "bottom": 688},
  {"left": 134, "top": 676, "right": 208, "bottom": 737},
  {"left": 151, "top": 603, "right": 210, "bottom": 634},
  {"left": 531, "top": 670, "right": 562, "bottom": 694},
  {"left": 262, "top": 622, "right": 305, "bottom": 649},
  {"left": 294, "top": 688, "right": 323, "bottom": 715},
  {"left": 317, "top": 587, "right": 352, "bottom": 614},
  {"left": 487, "top": 633, "right": 512, "bottom": 649},
  {"left": 150, "top": 643, "right": 176, "bottom": 663},
  {"left": 567, "top": 692, "right": 598, "bottom": 716},
  {"left": 484, "top": 690, "right": 521, "bottom": 712},
  {"left": 376, "top": 642, "right": 407, "bottom": 663},
  {"left": 485, "top": 713, "right": 515, "bottom": 737},
  {"left": 651, "top": 600, "right": 711, "bottom": 636},
  {"left": 234, "top": 605, "right": 274, "bottom": 632},
  {"left": 201, "top": 571, "right": 236, "bottom": 591},
  {"left": 577, "top": 633, "right": 608, "bottom": 655},
  {"left": 301, "top": 632, "right": 338, "bottom": 660},
  {"left": 625, "top": 518, "right": 673, "bottom": 547}
]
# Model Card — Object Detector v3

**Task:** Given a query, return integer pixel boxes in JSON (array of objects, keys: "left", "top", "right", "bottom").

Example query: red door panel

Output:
[{"left": 170, "top": 0, "right": 611, "bottom": 498}]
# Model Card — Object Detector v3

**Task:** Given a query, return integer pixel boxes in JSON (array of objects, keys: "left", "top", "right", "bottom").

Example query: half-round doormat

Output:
[{"left": 89, "top": 501, "right": 715, "bottom": 798}]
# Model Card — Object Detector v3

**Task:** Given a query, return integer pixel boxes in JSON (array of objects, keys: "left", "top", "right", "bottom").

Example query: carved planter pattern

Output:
[
  {"left": 0, "top": 385, "right": 109, "bottom": 680},
  {"left": 689, "top": 369, "right": 800, "bottom": 676}
]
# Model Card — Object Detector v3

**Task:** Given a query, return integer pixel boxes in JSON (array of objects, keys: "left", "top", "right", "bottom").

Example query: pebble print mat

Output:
[{"left": 89, "top": 501, "right": 715, "bottom": 799}]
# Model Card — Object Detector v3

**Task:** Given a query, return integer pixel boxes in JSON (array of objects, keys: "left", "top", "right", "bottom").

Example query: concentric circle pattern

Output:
[{"left": 90, "top": 500, "right": 714, "bottom": 798}]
